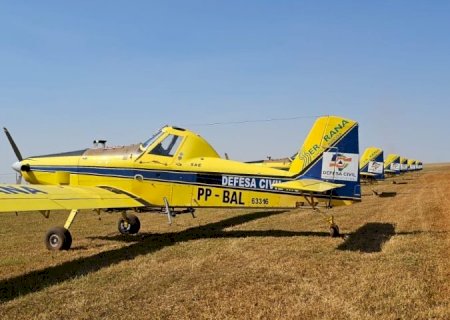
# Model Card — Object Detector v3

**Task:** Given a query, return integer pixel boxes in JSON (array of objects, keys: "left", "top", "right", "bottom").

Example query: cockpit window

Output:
[
  {"left": 149, "top": 134, "right": 182, "bottom": 157},
  {"left": 140, "top": 130, "right": 164, "bottom": 150}
]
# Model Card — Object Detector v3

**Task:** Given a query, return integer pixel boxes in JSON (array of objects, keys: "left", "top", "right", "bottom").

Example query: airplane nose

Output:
[
  {"left": 12, "top": 161, "right": 22, "bottom": 173},
  {"left": 11, "top": 161, "right": 31, "bottom": 173}
]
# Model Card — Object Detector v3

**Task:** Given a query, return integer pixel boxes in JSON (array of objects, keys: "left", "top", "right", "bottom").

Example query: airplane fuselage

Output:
[{"left": 16, "top": 126, "right": 358, "bottom": 210}]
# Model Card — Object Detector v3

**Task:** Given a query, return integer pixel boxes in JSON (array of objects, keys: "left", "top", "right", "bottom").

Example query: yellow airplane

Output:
[
  {"left": 359, "top": 147, "right": 384, "bottom": 181},
  {"left": 1, "top": 115, "right": 361, "bottom": 250},
  {"left": 399, "top": 157, "right": 408, "bottom": 172},
  {"left": 407, "top": 159, "right": 416, "bottom": 171},
  {"left": 416, "top": 160, "right": 423, "bottom": 170},
  {"left": 408, "top": 159, "right": 423, "bottom": 171},
  {"left": 384, "top": 154, "right": 401, "bottom": 176}
]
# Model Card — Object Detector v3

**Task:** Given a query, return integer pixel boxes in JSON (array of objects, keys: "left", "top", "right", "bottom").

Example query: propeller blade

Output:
[{"left": 3, "top": 127, "right": 23, "bottom": 161}]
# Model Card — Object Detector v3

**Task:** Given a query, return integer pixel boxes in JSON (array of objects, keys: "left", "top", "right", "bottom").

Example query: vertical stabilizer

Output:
[
  {"left": 400, "top": 157, "right": 408, "bottom": 172},
  {"left": 360, "top": 147, "right": 384, "bottom": 180},
  {"left": 289, "top": 116, "right": 360, "bottom": 200},
  {"left": 384, "top": 154, "right": 401, "bottom": 174}
]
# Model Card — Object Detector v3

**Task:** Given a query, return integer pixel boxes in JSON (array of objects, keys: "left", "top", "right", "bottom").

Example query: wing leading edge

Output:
[
  {"left": 273, "top": 179, "right": 344, "bottom": 193},
  {"left": 0, "top": 184, "right": 147, "bottom": 213}
]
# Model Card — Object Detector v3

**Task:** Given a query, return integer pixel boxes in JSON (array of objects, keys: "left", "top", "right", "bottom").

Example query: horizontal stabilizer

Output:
[
  {"left": 0, "top": 184, "right": 146, "bottom": 213},
  {"left": 273, "top": 179, "right": 344, "bottom": 193},
  {"left": 360, "top": 172, "right": 377, "bottom": 177}
]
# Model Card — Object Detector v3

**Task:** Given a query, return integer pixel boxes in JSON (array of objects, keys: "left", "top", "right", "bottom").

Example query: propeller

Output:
[
  {"left": 3, "top": 127, "right": 23, "bottom": 161},
  {"left": 3, "top": 127, "right": 25, "bottom": 184}
]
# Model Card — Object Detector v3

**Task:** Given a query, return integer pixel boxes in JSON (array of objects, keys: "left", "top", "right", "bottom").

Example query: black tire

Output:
[
  {"left": 118, "top": 214, "right": 140, "bottom": 235},
  {"left": 62, "top": 229, "right": 73, "bottom": 250},
  {"left": 330, "top": 225, "right": 340, "bottom": 238},
  {"left": 45, "top": 227, "right": 72, "bottom": 250}
]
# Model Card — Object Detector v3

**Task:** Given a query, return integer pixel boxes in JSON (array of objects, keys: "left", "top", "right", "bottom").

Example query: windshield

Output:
[
  {"left": 140, "top": 130, "right": 164, "bottom": 150},
  {"left": 149, "top": 134, "right": 182, "bottom": 157}
]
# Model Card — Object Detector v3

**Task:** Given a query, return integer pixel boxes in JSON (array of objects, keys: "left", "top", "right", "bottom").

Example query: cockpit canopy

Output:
[{"left": 139, "top": 126, "right": 220, "bottom": 160}]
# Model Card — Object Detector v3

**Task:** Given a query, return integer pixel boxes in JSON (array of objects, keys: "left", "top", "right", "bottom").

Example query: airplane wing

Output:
[
  {"left": 0, "top": 184, "right": 147, "bottom": 213},
  {"left": 360, "top": 172, "right": 377, "bottom": 177},
  {"left": 273, "top": 179, "right": 344, "bottom": 193}
]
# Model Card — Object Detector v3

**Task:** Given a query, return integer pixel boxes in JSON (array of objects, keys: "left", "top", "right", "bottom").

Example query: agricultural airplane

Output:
[
  {"left": 407, "top": 159, "right": 416, "bottom": 171},
  {"left": 384, "top": 154, "right": 401, "bottom": 176},
  {"left": 413, "top": 160, "right": 422, "bottom": 171},
  {"left": 1, "top": 116, "right": 361, "bottom": 250},
  {"left": 407, "top": 159, "right": 423, "bottom": 171},
  {"left": 400, "top": 157, "right": 408, "bottom": 172},
  {"left": 359, "top": 147, "right": 384, "bottom": 181},
  {"left": 416, "top": 160, "right": 423, "bottom": 170}
]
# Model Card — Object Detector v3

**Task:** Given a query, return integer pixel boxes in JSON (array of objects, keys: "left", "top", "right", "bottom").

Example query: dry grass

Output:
[{"left": 0, "top": 165, "right": 449, "bottom": 319}]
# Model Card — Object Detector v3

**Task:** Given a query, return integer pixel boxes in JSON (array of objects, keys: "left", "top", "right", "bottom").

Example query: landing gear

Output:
[
  {"left": 45, "top": 227, "right": 72, "bottom": 250},
  {"left": 329, "top": 224, "right": 340, "bottom": 237},
  {"left": 306, "top": 193, "right": 343, "bottom": 238},
  {"left": 118, "top": 213, "right": 141, "bottom": 234},
  {"left": 44, "top": 209, "right": 79, "bottom": 251},
  {"left": 327, "top": 216, "right": 341, "bottom": 238},
  {"left": 327, "top": 215, "right": 340, "bottom": 237}
]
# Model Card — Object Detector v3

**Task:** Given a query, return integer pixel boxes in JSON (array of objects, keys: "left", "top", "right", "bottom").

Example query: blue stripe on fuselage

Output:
[
  {"left": 31, "top": 166, "right": 287, "bottom": 190},
  {"left": 29, "top": 165, "right": 360, "bottom": 200}
]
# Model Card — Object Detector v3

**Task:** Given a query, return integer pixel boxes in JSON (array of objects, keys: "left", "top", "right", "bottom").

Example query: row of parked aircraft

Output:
[
  {"left": 0, "top": 115, "right": 423, "bottom": 250},
  {"left": 249, "top": 146, "right": 423, "bottom": 182},
  {"left": 360, "top": 149, "right": 423, "bottom": 181}
]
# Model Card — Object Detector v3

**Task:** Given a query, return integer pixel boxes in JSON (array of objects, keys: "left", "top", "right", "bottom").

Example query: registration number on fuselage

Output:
[{"left": 197, "top": 187, "right": 245, "bottom": 205}]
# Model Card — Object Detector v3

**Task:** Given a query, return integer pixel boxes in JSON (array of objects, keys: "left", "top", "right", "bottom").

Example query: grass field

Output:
[{"left": 0, "top": 165, "right": 449, "bottom": 319}]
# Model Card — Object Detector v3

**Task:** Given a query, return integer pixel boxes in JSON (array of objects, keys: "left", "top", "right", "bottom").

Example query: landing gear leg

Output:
[
  {"left": 308, "top": 194, "right": 341, "bottom": 238},
  {"left": 44, "top": 209, "right": 78, "bottom": 250}
]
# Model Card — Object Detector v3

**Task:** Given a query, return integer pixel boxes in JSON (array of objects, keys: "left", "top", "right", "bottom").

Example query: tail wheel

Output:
[
  {"left": 45, "top": 227, "right": 72, "bottom": 250},
  {"left": 118, "top": 214, "right": 141, "bottom": 235},
  {"left": 329, "top": 225, "right": 340, "bottom": 238}
]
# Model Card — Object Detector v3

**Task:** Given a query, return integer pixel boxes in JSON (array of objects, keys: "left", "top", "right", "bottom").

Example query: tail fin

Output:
[
  {"left": 400, "top": 157, "right": 408, "bottom": 172},
  {"left": 384, "top": 154, "right": 401, "bottom": 174},
  {"left": 360, "top": 147, "right": 385, "bottom": 180},
  {"left": 289, "top": 115, "right": 360, "bottom": 200}
]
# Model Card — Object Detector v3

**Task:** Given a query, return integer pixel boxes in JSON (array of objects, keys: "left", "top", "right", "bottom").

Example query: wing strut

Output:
[{"left": 304, "top": 193, "right": 318, "bottom": 210}]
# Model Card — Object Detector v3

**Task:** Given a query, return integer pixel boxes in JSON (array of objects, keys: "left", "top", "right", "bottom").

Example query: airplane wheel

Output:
[
  {"left": 118, "top": 214, "right": 140, "bottom": 235},
  {"left": 45, "top": 227, "right": 72, "bottom": 250},
  {"left": 329, "top": 225, "right": 340, "bottom": 238}
]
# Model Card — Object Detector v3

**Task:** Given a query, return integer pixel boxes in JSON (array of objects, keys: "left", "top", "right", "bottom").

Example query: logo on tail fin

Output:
[
  {"left": 368, "top": 161, "right": 383, "bottom": 174},
  {"left": 329, "top": 153, "right": 352, "bottom": 171},
  {"left": 321, "top": 152, "right": 359, "bottom": 182}
]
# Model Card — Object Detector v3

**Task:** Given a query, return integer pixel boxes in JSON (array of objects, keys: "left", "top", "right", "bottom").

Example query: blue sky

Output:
[{"left": 1, "top": 1, "right": 449, "bottom": 181}]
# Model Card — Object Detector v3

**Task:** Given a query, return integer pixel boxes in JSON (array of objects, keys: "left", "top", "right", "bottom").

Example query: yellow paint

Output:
[
  {"left": 289, "top": 117, "right": 353, "bottom": 175},
  {"left": 384, "top": 154, "right": 400, "bottom": 169},
  {"left": 359, "top": 147, "right": 382, "bottom": 169}
]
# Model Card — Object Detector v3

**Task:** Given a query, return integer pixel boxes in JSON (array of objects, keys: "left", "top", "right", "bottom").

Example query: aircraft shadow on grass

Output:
[
  {"left": 337, "top": 222, "right": 396, "bottom": 253},
  {"left": 0, "top": 210, "right": 331, "bottom": 303}
]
